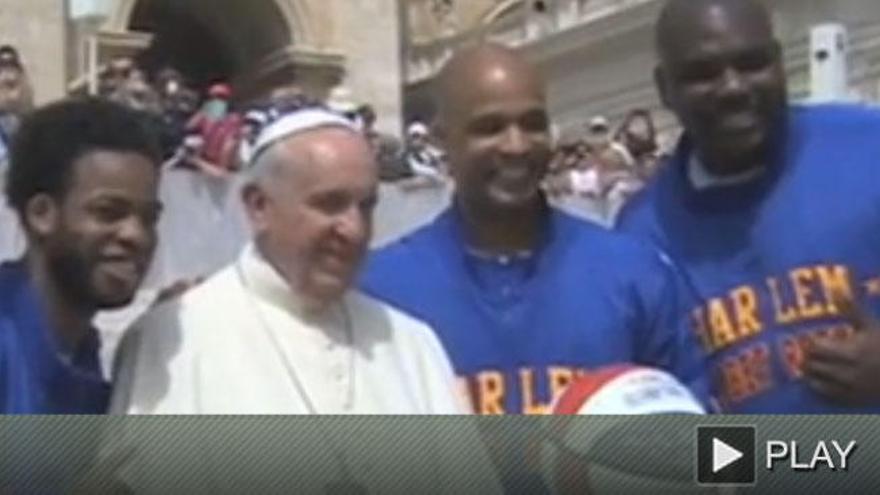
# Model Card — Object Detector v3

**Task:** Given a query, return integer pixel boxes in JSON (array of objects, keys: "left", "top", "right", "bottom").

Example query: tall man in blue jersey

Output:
[
  {"left": 360, "top": 43, "right": 703, "bottom": 415},
  {"left": 618, "top": 0, "right": 880, "bottom": 412},
  {"left": 0, "top": 99, "right": 162, "bottom": 413}
]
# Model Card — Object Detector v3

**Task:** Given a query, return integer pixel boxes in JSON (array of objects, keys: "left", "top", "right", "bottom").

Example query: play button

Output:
[
  {"left": 697, "top": 426, "right": 756, "bottom": 485},
  {"left": 712, "top": 438, "right": 743, "bottom": 473}
]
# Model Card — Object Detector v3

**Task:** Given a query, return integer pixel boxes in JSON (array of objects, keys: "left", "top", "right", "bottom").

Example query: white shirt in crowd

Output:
[{"left": 406, "top": 144, "right": 445, "bottom": 179}]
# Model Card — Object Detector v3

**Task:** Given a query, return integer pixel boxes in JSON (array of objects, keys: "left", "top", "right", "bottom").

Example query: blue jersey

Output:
[
  {"left": 0, "top": 261, "right": 109, "bottom": 414},
  {"left": 618, "top": 104, "right": 880, "bottom": 413},
  {"left": 360, "top": 206, "right": 704, "bottom": 414}
]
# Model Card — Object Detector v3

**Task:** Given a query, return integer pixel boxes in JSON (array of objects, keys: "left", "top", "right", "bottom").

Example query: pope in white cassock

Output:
[{"left": 110, "top": 108, "right": 467, "bottom": 415}]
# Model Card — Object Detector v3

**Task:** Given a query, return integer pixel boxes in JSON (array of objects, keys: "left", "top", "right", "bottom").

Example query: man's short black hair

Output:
[
  {"left": 357, "top": 104, "right": 376, "bottom": 119},
  {"left": 0, "top": 44, "right": 19, "bottom": 59},
  {"left": 0, "top": 44, "right": 21, "bottom": 71},
  {"left": 5, "top": 97, "right": 162, "bottom": 217}
]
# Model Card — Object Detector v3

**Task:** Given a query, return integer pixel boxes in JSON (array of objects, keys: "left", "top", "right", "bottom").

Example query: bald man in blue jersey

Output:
[
  {"left": 618, "top": 0, "right": 880, "bottom": 413},
  {"left": 360, "top": 43, "right": 705, "bottom": 417}
]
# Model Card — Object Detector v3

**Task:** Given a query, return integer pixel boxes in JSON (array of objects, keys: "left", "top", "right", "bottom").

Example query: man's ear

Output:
[
  {"left": 654, "top": 65, "right": 672, "bottom": 110},
  {"left": 24, "top": 194, "right": 59, "bottom": 239},
  {"left": 241, "top": 182, "right": 271, "bottom": 231}
]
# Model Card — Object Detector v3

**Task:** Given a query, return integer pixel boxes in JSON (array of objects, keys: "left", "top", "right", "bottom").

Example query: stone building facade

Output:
[
  {"left": 3, "top": 0, "right": 880, "bottom": 139},
  {"left": 0, "top": 0, "right": 405, "bottom": 134},
  {"left": 402, "top": 0, "right": 880, "bottom": 141}
]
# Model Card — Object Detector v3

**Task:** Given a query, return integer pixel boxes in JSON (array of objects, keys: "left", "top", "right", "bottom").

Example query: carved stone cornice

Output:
[{"left": 233, "top": 44, "right": 347, "bottom": 101}]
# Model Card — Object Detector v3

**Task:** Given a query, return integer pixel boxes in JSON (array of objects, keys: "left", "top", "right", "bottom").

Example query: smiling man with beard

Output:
[
  {"left": 360, "top": 43, "right": 705, "bottom": 415},
  {"left": 618, "top": 0, "right": 880, "bottom": 412},
  {"left": 0, "top": 98, "right": 162, "bottom": 414}
]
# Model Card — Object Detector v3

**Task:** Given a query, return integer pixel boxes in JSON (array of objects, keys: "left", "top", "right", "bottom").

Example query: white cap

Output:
[
  {"left": 407, "top": 121, "right": 429, "bottom": 137},
  {"left": 249, "top": 108, "right": 358, "bottom": 168},
  {"left": 244, "top": 109, "right": 269, "bottom": 126},
  {"left": 588, "top": 115, "right": 610, "bottom": 132}
]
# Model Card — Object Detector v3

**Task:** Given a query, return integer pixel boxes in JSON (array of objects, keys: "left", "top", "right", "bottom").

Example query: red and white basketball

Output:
[
  {"left": 552, "top": 364, "right": 705, "bottom": 415},
  {"left": 542, "top": 365, "right": 707, "bottom": 494}
]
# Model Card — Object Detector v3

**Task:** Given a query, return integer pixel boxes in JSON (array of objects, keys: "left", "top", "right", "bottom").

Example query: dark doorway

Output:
[{"left": 129, "top": 0, "right": 291, "bottom": 91}]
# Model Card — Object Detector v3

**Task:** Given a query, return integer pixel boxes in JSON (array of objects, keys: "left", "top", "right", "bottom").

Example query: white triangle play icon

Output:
[{"left": 712, "top": 438, "right": 743, "bottom": 473}]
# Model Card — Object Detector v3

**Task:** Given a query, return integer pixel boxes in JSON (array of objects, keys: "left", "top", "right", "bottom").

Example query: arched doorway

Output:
[{"left": 128, "top": 0, "right": 292, "bottom": 92}]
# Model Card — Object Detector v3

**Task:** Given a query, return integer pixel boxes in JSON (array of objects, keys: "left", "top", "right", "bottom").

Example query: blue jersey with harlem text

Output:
[
  {"left": 617, "top": 104, "right": 880, "bottom": 413},
  {"left": 0, "top": 261, "right": 110, "bottom": 414},
  {"left": 360, "top": 206, "right": 705, "bottom": 414}
]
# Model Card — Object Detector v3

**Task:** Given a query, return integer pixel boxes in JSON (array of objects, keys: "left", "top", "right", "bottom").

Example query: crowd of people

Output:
[
  {"left": 96, "top": 51, "right": 670, "bottom": 210},
  {"left": 95, "top": 56, "right": 456, "bottom": 189},
  {"left": 0, "top": 43, "right": 665, "bottom": 227},
  {"left": 543, "top": 111, "right": 666, "bottom": 220}
]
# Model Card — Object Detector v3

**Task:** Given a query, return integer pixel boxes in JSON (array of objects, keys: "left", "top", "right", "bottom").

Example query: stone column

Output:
[
  {"left": 0, "top": 0, "right": 68, "bottom": 104},
  {"left": 331, "top": 0, "right": 404, "bottom": 136}
]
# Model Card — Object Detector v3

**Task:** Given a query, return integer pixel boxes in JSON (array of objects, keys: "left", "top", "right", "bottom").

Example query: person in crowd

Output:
[
  {"left": 618, "top": 0, "right": 880, "bottom": 413},
  {"left": 266, "top": 85, "right": 309, "bottom": 114},
  {"left": 99, "top": 57, "right": 135, "bottom": 98},
  {"left": 401, "top": 121, "right": 446, "bottom": 188},
  {"left": 0, "top": 49, "right": 33, "bottom": 168},
  {"left": 543, "top": 129, "right": 589, "bottom": 198},
  {"left": 356, "top": 103, "right": 406, "bottom": 182},
  {"left": 109, "top": 69, "right": 162, "bottom": 115},
  {"left": 543, "top": 138, "right": 574, "bottom": 198},
  {"left": 584, "top": 115, "right": 633, "bottom": 172},
  {"left": 582, "top": 115, "right": 643, "bottom": 218},
  {"left": 154, "top": 67, "right": 185, "bottom": 103},
  {"left": 111, "top": 107, "right": 467, "bottom": 414},
  {"left": 157, "top": 80, "right": 199, "bottom": 161},
  {"left": 0, "top": 98, "right": 162, "bottom": 413},
  {"left": 616, "top": 108, "right": 662, "bottom": 180},
  {"left": 185, "top": 82, "right": 242, "bottom": 175},
  {"left": 236, "top": 107, "right": 270, "bottom": 168},
  {"left": 0, "top": 45, "right": 20, "bottom": 67}
]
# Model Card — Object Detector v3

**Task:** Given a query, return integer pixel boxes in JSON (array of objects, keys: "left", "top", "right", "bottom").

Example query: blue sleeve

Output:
[
  {"left": 634, "top": 250, "right": 716, "bottom": 411},
  {"left": 358, "top": 250, "right": 404, "bottom": 302},
  {"left": 614, "top": 193, "right": 641, "bottom": 232}
]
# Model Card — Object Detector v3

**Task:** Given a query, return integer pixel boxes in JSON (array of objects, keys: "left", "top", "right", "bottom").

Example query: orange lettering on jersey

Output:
[
  {"left": 816, "top": 264, "right": 854, "bottom": 314},
  {"left": 768, "top": 276, "right": 798, "bottom": 324},
  {"left": 791, "top": 268, "right": 825, "bottom": 320},
  {"left": 519, "top": 368, "right": 548, "bottom": 415},
  {"left": 708, "top": 298, "right": 737, "bottom": 350},
  {"left": 731, "top": 285, "right": 763, "bottom": 338},
  {"left": 476, "top": 371, "right": 505, "bottom": 415},
  {"left": 690, "top": 306, "right": 714, "bottom": 352},
  {"left": 718, "top": 343, "right": 773, "bottom": 405},
  {"left": 548, "top": 367, "right": 575, "bottom": 404},
  {"left": 779, "top": 323, "right": 857, "bottom": 379}
]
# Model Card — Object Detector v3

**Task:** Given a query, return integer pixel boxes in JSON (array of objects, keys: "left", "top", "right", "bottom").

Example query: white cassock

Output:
[{"left": 110, "top": 243, "right": 467, "bottom": 415}]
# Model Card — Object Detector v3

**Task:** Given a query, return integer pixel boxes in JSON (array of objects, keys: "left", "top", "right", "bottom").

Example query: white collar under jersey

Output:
[{"left": 688, "top": 153, "right": 763, "bottom": 190}]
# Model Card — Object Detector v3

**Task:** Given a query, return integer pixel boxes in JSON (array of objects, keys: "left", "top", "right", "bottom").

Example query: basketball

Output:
[{"left": 541, "top": 365, "right": 710, "bottom": 494}]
